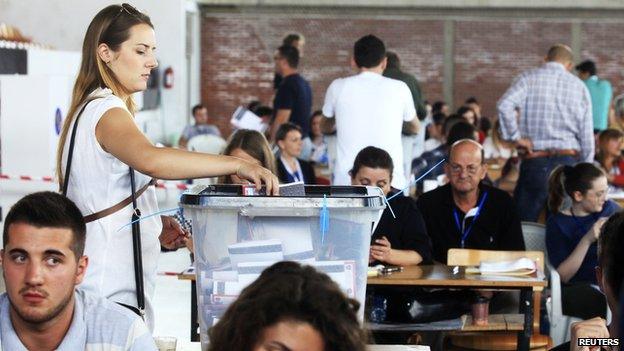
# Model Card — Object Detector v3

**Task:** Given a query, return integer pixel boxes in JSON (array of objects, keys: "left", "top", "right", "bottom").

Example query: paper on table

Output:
[{"left": 466, "top": 257, "right": 536, "bottom": 276}]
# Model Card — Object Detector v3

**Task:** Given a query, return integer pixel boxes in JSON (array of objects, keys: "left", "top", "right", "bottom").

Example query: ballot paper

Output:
[
  {"left": 310, "top": 261, "right": 356, "bottom": 297},
  {"left": 230, "top": 106, "right": 266, "bottom": 132},
  {"left": 466, "top": 257, "right": 537, "bottom": 276},
  {"left": 228, "top": 239, "right": 284, "bottom": 268},
  {"left": 211, "top": 270, "right": 238, "bottom": 281},
  {"left": 212, "top": 280, "right": 245, "bottom": 295},
  {"left": 249, "top": 218, "right": 315, "bottom": 262},
  {"left": 279, "top": 181, "right": 306, "bottom": 196},
  {"left": 237, "top": 261, "right": 275, "bottom": 285}
]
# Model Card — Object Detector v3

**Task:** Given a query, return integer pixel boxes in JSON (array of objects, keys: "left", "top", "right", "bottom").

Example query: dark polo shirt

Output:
[{"left": 416, "top": 183, "right": 525, "bottom": 264}]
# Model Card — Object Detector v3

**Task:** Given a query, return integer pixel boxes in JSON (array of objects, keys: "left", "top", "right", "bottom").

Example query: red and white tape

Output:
[{"left": 0, "top": 174, "right": 188, "bottom": 191}]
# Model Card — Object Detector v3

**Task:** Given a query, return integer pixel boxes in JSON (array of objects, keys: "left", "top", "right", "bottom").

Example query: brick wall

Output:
[
  {"left": 581, "top": 22, "right": 624, "bottom": 98},
  {"left": 200, "top": 9, "right": 624, "bottom": 136},
  {"left": 453, "top": 21, "right": 572, "bottom": 118}
]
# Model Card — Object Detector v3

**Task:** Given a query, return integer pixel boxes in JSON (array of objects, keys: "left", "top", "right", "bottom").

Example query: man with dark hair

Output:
[
  {"left": 321, "top": 34, "right": 419, "bottom": 189},
  {"left": 273, "top": 33, "right": 306, "bottom": 90},
  {"left": 497, "top": 44, "right": 593, "bottom": 221},
  {"left": 0, "top": 192, "right": 156, "bottom": 350},
  {"left": 416, "top": 140, "right": 525, "bottom": 264},
  {"left": 178, "top": 103, "right": 221, "bottom": 149},
  {"left": 383, "top": 51, "right": 427, "bottom": 120},
  {"left": 432, "top": 101, "right": 449, "bottom": 116},
  {"left": 269, "top": 45, "right": 312, "bottom": 151},
  {"left": 575, "top": 60, "right": 613, "bottom": 133}
]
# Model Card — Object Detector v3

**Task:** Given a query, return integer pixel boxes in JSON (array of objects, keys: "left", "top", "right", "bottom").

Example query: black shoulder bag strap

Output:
[
  {"left": 62, "top": 100, "right": 146, "bottom": 319},
  {"left": 129, "top": 168, "right": 146, "bottom": 318},
  {"left": 62, "top": 101, "right": 90, "bottom": 196}
]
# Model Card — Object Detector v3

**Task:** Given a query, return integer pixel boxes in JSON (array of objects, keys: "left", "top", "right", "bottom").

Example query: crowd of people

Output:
[
  {"left": 2, "top": 2, "right": 624, "bottom": 351},
  {"left": 170, "top": 29, "right": 624, "bottom": 350}
]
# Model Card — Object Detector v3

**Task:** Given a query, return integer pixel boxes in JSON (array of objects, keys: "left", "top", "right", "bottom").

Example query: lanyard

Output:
[
  {"left": 281, "top": 156, "right": 303, "bottom": 182},
  {"left": 453, "top": 192, "right": 488, "bottom": 248}
]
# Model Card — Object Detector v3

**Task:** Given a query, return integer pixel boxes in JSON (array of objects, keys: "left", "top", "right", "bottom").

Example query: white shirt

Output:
[
  {"left": 61, "top": 88, "right": 162, "bottom": 331},
  {"left": 482, "top": 136, "right": 517, "bottom": 160},
  {"left": 322, "top": 72, "right": 416, "bottom": 188},
  {"left": 424, "top": 138, "right": 442, "bottom": 152},
  {"left": 0, "top": 290, "right": 157, "bottom": 350}
]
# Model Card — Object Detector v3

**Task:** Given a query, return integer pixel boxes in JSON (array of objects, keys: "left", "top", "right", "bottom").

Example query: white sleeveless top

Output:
[{"left": 61, "top": 88, "right": 161, "bottom": 331}]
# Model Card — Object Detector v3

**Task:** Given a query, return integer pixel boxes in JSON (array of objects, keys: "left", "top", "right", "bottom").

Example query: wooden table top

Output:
[{"left": 367, "top": 265, "right": 547, "bottom": 289}]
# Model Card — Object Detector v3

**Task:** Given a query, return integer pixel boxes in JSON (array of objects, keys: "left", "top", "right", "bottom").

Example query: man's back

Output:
[
  {"left": 384, "top": 67, "right": 427, "bottom": 119},
  {"left": 274, "top": 73, "right": 313, "bottom": 136},
  {"left": 498, "top": 62, "right": 594, "bottom": 162},
  {"left": 323, "top": 71, "right": 415, "bottom": 188},
  {"left": 0, "top": 290, "right": 157, "bottom": 351}
]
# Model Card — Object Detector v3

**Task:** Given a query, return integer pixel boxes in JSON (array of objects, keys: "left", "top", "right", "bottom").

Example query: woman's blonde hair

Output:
[
  {"left": 219, "top": 130, "right": 277, "bottom": 184},
  {"left": 56, "top": 4, "right": 153, "bottom": 185}
]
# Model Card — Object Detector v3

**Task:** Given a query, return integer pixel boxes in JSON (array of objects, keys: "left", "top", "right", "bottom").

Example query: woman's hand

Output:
[
  {"left": 159, "top": 216, "right": 189, "bottom": 250},
  {"left": 370, "top": 236, "right": 394, "bottom": 264},
  {"left": 583, "top": 217, "right": 607, "bottom": 244},
  {"left": 235, "top": 160, "right": 280, "bottom": 195}
]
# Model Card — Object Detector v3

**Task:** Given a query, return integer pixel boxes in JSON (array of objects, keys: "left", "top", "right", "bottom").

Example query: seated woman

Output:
[
  {"left": 275, "top": 123, "right": 317, "bottom": 184},
  {"left": 309, "top": 110, "right": 329, "bottom": 166},
  {"left": 546, "top": 163, "right": 620, "bottom": 320},
  {"left": 208, "top": 261, "right": 367, "bottom": 351},
  {"left": 350, "top": 146, "right": 432, "bottom": 266},
  {"left": 595, "top": 128, "right": 624, "bottom": 190},
  {"left": 219, "top": 129, "right": 277, "bottom": 184}
]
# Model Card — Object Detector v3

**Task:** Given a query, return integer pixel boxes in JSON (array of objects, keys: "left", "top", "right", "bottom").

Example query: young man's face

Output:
[
  {"left": 1, "top": 223, "right": 87, "bottom": 324},
  {"left": 193, "top": 107, "right": 209, "bottom": 125}
]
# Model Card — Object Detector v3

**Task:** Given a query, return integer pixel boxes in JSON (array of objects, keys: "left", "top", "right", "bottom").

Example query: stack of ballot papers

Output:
[
  {"left": 228, "top": 239, "right": 284, "bottom": 269},
  {"left": 198, "top": 235, "right": 358, "bottom": 327},
  {"left": 465, "top": 257, "right": 537, "bottom": 276}
]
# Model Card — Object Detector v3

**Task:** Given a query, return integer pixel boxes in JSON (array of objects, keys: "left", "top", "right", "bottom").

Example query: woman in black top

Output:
[
  {"left": 350, "top": 146, "right": 432, "bottom": 266},
  {"left": 276, "top": 123, "right": 316, "bottom": 184}
]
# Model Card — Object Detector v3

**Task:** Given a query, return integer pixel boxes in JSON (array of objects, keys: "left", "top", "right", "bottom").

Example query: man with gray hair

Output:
[
  {"left": 417, "top": 139, "right": 525, "bottom": 264},
  {"left": 497, "top": 44, "right": 594, "bottom": 222}
]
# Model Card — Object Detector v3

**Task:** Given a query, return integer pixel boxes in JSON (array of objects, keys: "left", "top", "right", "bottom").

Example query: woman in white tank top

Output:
[{"left": 56, "top": 4, "right": 279, "bottom": 330}]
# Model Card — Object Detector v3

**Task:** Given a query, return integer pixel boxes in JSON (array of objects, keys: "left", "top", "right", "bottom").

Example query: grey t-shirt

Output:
[{"left": 0, "top": 289, "right": 157, "bottom": 350}]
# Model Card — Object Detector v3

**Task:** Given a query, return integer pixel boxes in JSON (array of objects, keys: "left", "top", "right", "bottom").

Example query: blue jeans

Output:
[{"left": 514, "top": 155, "right": 577, "bottom": 222}]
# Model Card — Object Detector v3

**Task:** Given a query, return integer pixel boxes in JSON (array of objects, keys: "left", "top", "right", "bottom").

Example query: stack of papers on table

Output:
[{"left": 466, "top": 257, "right": 536, "bottom": 276}]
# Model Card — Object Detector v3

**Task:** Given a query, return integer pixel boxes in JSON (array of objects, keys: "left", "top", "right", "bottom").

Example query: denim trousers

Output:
[{"left": 514, "top": 155, "right": 577, "bottom": 222}]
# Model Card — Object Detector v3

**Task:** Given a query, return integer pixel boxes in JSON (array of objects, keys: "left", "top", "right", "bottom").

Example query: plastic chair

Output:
[
  {"left": 446, "top": 248, "right": 551, "bottom": 350},
  {"left": 521, "top": 221, "right": 578, "bottom": 345},
  {"left": 187, "top": 134, "right": 227, "bottom": 185},
  {"left": 187, "top": 134, "right": 226, "bottom": 154}
]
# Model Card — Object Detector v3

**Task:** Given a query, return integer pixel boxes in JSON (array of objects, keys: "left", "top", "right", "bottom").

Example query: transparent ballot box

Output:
[{"left": 180, "top": 184, "right": 386, "bottom": 347}]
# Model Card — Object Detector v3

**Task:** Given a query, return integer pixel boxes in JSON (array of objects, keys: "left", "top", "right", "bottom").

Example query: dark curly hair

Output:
[{"left": 208, "top": 261, "right": 367, "bottom": 351}]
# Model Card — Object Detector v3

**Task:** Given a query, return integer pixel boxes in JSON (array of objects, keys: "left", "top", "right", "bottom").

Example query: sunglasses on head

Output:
[{"left": 113, "top": 3, "right": 141, "bottom": 21}]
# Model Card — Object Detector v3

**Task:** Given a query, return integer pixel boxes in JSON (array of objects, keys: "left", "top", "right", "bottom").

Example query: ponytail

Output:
[
  {"left": 547, "top": 163, "right": 605, "bottom": 212},
  {"left": 548, "top": 165, "right": 570, "bottom": 212}
]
